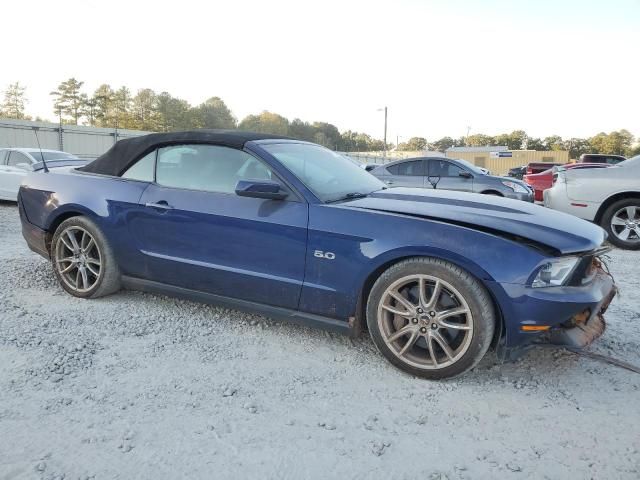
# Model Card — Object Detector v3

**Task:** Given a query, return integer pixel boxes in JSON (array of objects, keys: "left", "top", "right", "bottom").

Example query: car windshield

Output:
[
  {"left": 28, "top": 151, "right": 78, "bottom": 161},
  {"left": 262, "top": 143, "right": 386, "bottom": 202},
  {"left": 617, "top": 155, "right": 640, "bottom": 168},
  {"left": 452, "top": 158, "right": 487, "bottom": 175}
]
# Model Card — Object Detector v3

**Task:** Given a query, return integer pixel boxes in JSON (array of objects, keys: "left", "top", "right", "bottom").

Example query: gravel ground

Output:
[{"left": 1, "top": 200, "right": 639, "bottom": 480}]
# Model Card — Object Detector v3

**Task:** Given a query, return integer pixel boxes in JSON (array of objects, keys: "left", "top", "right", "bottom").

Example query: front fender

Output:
[{"left": 299, "top": 204, "right": 547, "bottom": 321}]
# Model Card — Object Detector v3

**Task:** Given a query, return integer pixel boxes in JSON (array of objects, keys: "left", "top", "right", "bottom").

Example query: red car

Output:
[{"left": 524, "top": 163, "right": 610, "bottom": 202}]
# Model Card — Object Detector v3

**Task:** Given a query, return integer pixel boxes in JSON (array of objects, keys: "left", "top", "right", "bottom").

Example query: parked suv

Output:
[
  {"left": 370, "top": 157, "right": 534, "bottom": 201},
  {"left": 578, "top": 154, "right": 626, "bottom": 165}
]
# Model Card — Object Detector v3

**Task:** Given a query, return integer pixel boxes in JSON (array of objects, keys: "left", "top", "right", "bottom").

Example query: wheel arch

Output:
[
  {"left": 593, "top": 191, "right": 640, "bottom": 224},
  {"left": 45, "top": 206, "right": 100, "bottom": 254},
  {"left": 353, "top": 249, "right": 505, "bottom": 348}
]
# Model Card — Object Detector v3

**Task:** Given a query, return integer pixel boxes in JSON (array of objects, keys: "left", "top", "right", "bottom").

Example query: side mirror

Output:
[
  {"left": 16, "top": 162, "right": 32, "bottom": 171},
  {"left": 459, "top": 171, "right": 473, "bottom": 179},
  {"left": 235, "top": 179, "right": 288, "bottom": 200}
]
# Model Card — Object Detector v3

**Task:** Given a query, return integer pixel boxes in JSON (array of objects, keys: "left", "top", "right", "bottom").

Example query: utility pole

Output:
[
  {"left": 383, "top": 106, "right": 388, "bottom": 160},
  {"left": 57, "top": 106, "right": 64, "bottom": 151}
]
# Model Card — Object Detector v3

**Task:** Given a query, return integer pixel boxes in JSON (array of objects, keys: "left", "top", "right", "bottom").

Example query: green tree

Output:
[
  {"left": 312, "top": 122, "right": 340, "bottom": 149},
  {"left": 238, "top": 111, "right": 289, "bottom": 135},
  {"left": 564, "top": 138, "right": 590, "bottom": 159},
  {"left": 50, "top": 78, "right": 86, "bottom": 125},
  {"left": 526, "top": 137, "right": 544, "bottom": 150},
  {"left": 543, "top": 135, "right": 564, "bottom": 151},
  {"left": 466, "top": 134, "right": 495, "bottom": 147},
  {"left": 131, "top": 88, "right": 159, "bottom": 131},
  {"left": 156, "top": 91, "right": 193, "bottom": 131},
  {"left": 81, "top": 96, "right": 97, "bottom": 126},
  {"left": 337, "top": 130, "right": 386, "bottom": 151},
  {"left": 113, "top": 86, "right": 134, "bottom": 129},
  {"left": 92, "top": 84, "right": 116, "bottom": 127},
  {"left": 289, "top": 118, "right": 316, "bottom": 142},
  {"left": 1, "top": 82, "right": 28, "bottom": 119},
  {"left": 193, "top": 96, "right": 236, "bottom": 130},
  {"left": 589, "top": 130, "right": 634, "bottom": 155},
  {"left": 398, "top": 137, "right": 428, "bottom": 151},
  {"left": 431, "top": 136, "right": 455, "bottom": 152},
  {"left": 494, "top": 130, "right": 527, "bottom": 150}
]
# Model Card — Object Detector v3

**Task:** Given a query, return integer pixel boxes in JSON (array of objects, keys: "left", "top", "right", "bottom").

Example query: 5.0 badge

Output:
[{"left": 314, "top": 250, "right": 336, "bottom": 260}]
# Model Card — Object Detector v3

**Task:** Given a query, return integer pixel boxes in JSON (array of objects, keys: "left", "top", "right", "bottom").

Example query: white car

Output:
[
  {"left": 0, "top": 148, "right": 83, "bottom": 201},
  {"left": 544, "top": 155, "right": 640, "bottom": 249}
]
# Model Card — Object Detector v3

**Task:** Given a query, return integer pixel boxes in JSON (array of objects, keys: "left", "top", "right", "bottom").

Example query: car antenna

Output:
[{"left": 32, "top": 126, "right": 49, "bottom": 173}]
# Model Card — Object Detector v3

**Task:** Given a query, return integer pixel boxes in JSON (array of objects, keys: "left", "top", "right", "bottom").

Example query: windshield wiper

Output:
[{"left": 327, "top": 192, "right": 370, "bottom": 203}]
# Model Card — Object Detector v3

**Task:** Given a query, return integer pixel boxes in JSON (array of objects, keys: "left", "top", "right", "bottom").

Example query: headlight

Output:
[
  {"left": 501, "top": 180, "right": 529, "bottom": 194},
  {"left": 531, "top": 257, "right": 580, "bottom": 287}
]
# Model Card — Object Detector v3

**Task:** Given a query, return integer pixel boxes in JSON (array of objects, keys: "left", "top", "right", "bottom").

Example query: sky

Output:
[{"left": 2, "top": 0, "right": 639, "bottom": 143}]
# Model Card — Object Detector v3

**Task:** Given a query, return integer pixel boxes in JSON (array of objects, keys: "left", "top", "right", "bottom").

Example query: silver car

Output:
[
  {"left": 0, "top": 148, "right": 84, "bottom": 201},
  {"left": 369, "top": 157, "right": 534, "bottom": 202}
]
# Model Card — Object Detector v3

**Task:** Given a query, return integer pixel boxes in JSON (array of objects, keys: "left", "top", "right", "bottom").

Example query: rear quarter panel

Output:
[
  {"left": 20, "top": 170, "right": 150, "bottom": 276},
  {"left": 566, "top": 166, "right": 639, "bottom": 203}
]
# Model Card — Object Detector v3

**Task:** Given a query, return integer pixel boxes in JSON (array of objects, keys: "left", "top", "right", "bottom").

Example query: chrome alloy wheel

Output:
[
  {"left": 611, "top": 206, "right": 640, "bottom": 244},
  {"left": 54, "top": 226, "right": 102, "bottom": 293},
  {"left": 377, "top": 274, "right": 473, "bottom": 370}
]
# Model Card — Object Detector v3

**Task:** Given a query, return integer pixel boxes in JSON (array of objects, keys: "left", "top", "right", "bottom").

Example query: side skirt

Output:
[{"left": 121, "top": 276, "right": 352, "bottom": 336}]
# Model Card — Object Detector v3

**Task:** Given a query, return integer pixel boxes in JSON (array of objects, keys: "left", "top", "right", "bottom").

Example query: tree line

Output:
[
  {"left": 1, "top": 80, "right": 638, "bottom": 156},
  {"left": 0, "top": 79, "right": 385, "bottom": 152},
  {"left": 398, "top": 129, "right": 639, "bottom": 158}
]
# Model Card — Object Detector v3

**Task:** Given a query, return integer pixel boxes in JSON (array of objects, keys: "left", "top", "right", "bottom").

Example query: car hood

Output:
[{"left": 343, "top": 187, "right": 606, "bottom": 254}]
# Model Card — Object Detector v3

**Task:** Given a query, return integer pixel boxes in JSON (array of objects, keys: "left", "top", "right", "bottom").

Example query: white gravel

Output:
[{"left": 0, "top": 200, "right": 639, "bottom": 479}]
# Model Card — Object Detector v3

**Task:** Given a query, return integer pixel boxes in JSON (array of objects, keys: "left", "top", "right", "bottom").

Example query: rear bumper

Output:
[
  {"left": 491, "top": 268, "right": 616, "bottom": 349},
  {"left": 18, "top": 194, "right": 50, "bottom": 259}
]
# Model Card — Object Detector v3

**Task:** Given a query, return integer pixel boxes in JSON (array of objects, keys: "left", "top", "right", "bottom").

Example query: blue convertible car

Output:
[{"left": 18, "top": 131, "right": 616, "bottom": 379}]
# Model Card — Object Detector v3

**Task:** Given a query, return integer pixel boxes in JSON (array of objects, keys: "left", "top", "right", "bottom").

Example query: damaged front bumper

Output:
[
  {"left": 491, "top": 262, "right": 617, "bottom": 360},
  {"left": 548, "top": 277, "right": 617, "bottom": 348}
]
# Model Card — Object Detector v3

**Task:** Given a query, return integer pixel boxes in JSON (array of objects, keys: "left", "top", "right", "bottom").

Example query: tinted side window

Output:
[
  {"left": 7, "top": 151, "right": 32, "bottom": 167},
  {"left": 606, "top": 157, "right": 623, "bottom": 165},
  {"left": 155, "top": 144, "right": 275, "bottom": 194},
  {"left": 122, "top": 150, "right": 156, "bottom": 181},
  {"left": 0, "top": 150, "right": 7, "bottom": 165},
  {"left": 388, "top": 160, "right": 424, "bottom": 176},
  {"left": 430, "top": 159, "right": 464, "bottom": 177}
]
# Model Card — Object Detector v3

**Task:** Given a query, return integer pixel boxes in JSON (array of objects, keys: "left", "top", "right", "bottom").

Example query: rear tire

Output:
[
  {"left": 601, "top": 198, "right": 640, "bottom": 250},
  {"left": 51, "top": 216, "right": 121, "bottom": 298},
  {"left": 366, "top": 258, "right": 495, "bottom": 379}
]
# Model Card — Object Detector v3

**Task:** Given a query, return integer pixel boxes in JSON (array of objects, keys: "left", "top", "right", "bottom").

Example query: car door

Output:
[
  {"left": 126, "top": 144, "right": 308, "bottom": 310},
  {"left": 383, "top": 160, "right": 426, "bottom": 188},
  {"left": 426, "top": 158, "right": 473, "bottom": 192},
  {"left": 1, "top": 151, "right": 33, "bottom": 199}
]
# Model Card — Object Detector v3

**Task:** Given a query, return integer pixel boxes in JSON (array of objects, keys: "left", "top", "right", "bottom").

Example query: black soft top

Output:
[{"left": 79, "top": 130, "right": 292, "bottom": 177}]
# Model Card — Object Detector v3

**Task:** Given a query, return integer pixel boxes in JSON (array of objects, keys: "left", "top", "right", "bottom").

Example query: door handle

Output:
[
  {"left": 145, "top": 200, "right": 173, "bottom": 210},
  {"left": 385, "top": 180, "right": 394, "bottom": 185}
]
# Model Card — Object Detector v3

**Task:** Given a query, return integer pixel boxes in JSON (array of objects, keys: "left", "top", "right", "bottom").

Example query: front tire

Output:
[
  {"left": 601, "top": 198, "right": 640, "bottom": 250},
  {"left": 366, "top": 258, "right": 495, "bottom": 379},
  {"left": 51, "top": 216, "right": 121, "bottom": 298}
]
